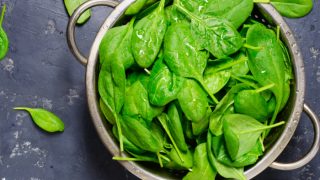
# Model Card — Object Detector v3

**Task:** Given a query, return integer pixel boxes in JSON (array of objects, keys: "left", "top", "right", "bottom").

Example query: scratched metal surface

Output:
[{"left": 0, "top": 0, "right": 319, "bottom": 179}]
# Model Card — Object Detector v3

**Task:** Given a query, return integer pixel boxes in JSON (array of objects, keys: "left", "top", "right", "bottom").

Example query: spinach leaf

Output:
[
  {"left": 125, "top": 0, "right": 148, "bottom": 15},
  {"left": 14, "top": 107, "right": 64, "bottom": 133},
  {"left": 99, "top": 99, "right": 115, "bottom": 125},
  {"left": 167, "top": 103, "right": 188, "bottom": 152},
  {"left": 175, "top": 4, "right": 243, "bottom": 59},
  {"left": 64, "top": 0, "right": 91, "bottom": 24},
  {"left": 122, "top": 80, "right": 164, "bottom": 126},
  {"left": 231, "top": 51, "right": 249, "bottom": 76},
  {"left": 148, "top": 58, "right": 184, "bottom": 106},
  {"left": 246, "top": 23, "right": 286, "bottom": 126},
  {"left": 207, "top": 132, "right": 246, "bottom": 180},
  {"left": 176, "top": 0, "right": 207, "bottom": 16},
  {"left": 165, "top": 5, "right": 187, "bottom": 24},
  {"left": 271, "top": 0, "right": 313, "bottom": 18},
  {"left": 0, "top": 4, "right": 8, "bottom": 60},
  {"left": 132, "top": 0, "right": 167, "bottom": 68},
  {"left": 209, "top": 84, "right": 250, "bottom": 136},
  {"left": 177, "top": 79, "right": 209, "bottom": 123},
  {"left": 192, "top": 107, "right": 212, "bottom": 136},
  {"left": 120, "top": 115, "right": 162, "bottom": 153},
  {"left": 183, "top": 143, "right": 217, "bottom": 180},
  {"left": 223, "top": 114, "right": 284, "bottom": 160},
  {"left": 163, "top": 22, "right": 218, "bottom": 103},
  {"left": 204, "top": 0, "right": 254, "bottom": 29},
  {"left": 112, "top": 126, "right": 145, "bottom": 155},
  {"left": 204, "top": 58, "right": 235, "bottom": 95},
  {"left": 99, "top": 18, "right": 135, "bottom": 66},
  {"left": 234, "top": 87, "right": 274, "bottom": 122},
  {"left": 216, "top": 139, "right": 263, "bottom": 168},
  {"left": 279, "top": 41, "right": 292, "bottom": 110},
  {"left": 166, "top": 146, "right": 193, "bottom": 170}
]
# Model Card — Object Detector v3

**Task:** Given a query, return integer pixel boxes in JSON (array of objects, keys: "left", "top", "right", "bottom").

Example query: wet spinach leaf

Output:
[
  {"left": 246, "top": 23, "right": 286, "bottom": 126},
  {"left": 175, "top": 4, "right": 243, "bottom": 59},
  {"left": 132, "top": 0, "right": 167, "bottom": 68},
  {"left": 148, "top": 58, "right": 184, "bottom": 106}
]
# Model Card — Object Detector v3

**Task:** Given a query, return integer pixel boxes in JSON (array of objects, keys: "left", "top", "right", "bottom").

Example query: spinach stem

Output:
[
  {"left": 198, "top": 79, "right": 219, "bottom": 104},
  {"left": 255, "top": 83, "right": 275, "bottom": 93},
  {"left": 157, "top": 115, "right": 184, "bottom": 163},
  {"left": 244, "top": 44, "right": 262, "bottom": 50},
  {"left": 230, "top": 75, "right": 259, "bottom": 89},
  {"left": 0, "top": 4, "right": 6, "bottom": 27},
  {"left": 144, "top": 68, "right": 151, "bottom": 75},
  {"left": 157, "top": 152, "right": 164, "bottom": 167},
  {"left": 113, "top": 157, "right": 150, "bottom": 161},
  {"left": 115, "top": 115, "right": 124, "bottom": 152},
  {"left": 174, "top": 4, "right": 202, "bottom": 22},
  {"left": 240, "top": 121, "right": 285, "bottom": 134},
  {"left": 214, "top": 57, "right": 248, "bottom": 73},
  {"left": 253, "top": 0, "right": 270, "bottom": 3},
  {"left": 276, "top": 25, "right": 280, "bottom": 42}
]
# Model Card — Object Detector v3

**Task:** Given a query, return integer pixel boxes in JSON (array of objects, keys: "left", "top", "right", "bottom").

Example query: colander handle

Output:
[
  {"left": 270, "top": 104, "right": 320, "bottom": 170},
  {"left": 66, "top": 0, "right": 120, "bottom": 66}
]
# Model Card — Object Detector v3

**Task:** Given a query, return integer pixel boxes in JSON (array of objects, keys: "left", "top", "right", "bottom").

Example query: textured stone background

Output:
[{"left": 0, "top": 0, "right": 319, "bottom": 179}]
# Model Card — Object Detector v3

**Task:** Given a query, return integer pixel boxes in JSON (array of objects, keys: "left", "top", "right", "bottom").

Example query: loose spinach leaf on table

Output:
[
  {"left": 183, "top": 143, "right": 217, "bottom": 180},
  {"left": 270, "top": 0, "right": 313, "bottom": 18},
  {"left": 0, "top": 4, "right": 8, "bottom": 60},
  {"left": 131, "top": 0, "right": 167, "bottom": 68},
  {"left": 64, "top": 0, "right": 91, "bottom": 24},
  {"left": 14, "top": 107, "right": 64, "bottom": 133}
]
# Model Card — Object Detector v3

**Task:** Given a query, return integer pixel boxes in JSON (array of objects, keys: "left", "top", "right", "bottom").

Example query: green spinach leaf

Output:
[
  {"left": 14, "top": 107, "right": 64, "bottom": 133},
  {"left": 0, "top": 4, "right": 8, "bottom": 60},
  {"left": 271, "top": 0, "right": 313, "bottom": 18},
  {"left": 64, "top": 0, "right": 91, "bottom": 24},
  {"left": 148, "top": 58, "right": 184, "bottom": 106},
  {"left": 175, "top": 4, "right": 243, "bottom": 59},
  {"left": 223, "top": 114, "right": 284, "bottom": 160},
  {"left": 177, "top": 79, "right": 209, "bottom": 123},
  {"left": 246, "top": 23, "right": 286, "bottom": 126},
  {"left": 132, "top": 0, "right": 167, "bottom": 68},
  {"left": 183, "top": 143, "right": 217, "bottom": 180}
]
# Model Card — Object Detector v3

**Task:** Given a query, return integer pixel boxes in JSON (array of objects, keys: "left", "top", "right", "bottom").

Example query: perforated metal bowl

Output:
[{"left": 67, "top": 0, "right": 320, "bottom": 179}]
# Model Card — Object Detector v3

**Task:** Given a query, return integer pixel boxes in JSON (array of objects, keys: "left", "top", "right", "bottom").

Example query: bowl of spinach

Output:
[{"left": 66, "top": 0, "right": 319, "bottom": 179}]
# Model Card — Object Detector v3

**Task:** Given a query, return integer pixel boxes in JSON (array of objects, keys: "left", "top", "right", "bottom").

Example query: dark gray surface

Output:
[{"left": 0, "top": 0, "right": 319, "bottom": 179}]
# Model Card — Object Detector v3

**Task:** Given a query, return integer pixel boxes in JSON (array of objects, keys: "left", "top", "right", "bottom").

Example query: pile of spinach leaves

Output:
[{"left": 96, "top": 0, "right": 308, "bottom": 179}]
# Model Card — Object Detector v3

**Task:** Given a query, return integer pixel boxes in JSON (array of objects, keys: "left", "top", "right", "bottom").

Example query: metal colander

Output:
[{"left": 66, "top": 0, "right": 320, "bottom": 179}]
